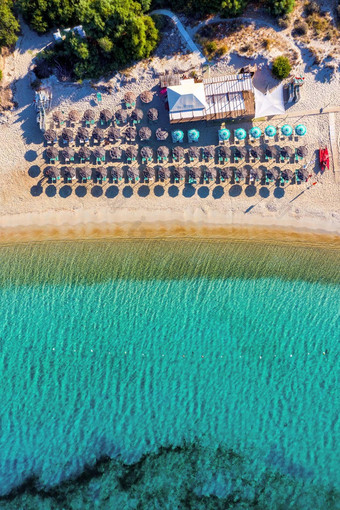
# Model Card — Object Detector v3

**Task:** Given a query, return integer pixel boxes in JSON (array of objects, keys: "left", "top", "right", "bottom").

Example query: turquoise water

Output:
[{"left": 0, "top": 239, "right": 339, "bottom": 508}]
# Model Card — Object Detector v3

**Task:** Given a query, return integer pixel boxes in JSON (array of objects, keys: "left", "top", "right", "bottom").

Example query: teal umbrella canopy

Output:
[
  {"left": 249, "top": 126, "right": 262, "bottom": 139},
  {"left": 265, "top": 125, "right": 277, "bottom": 137},
  {"left": 172, "top": 130, "right": 184, "bottom": 143},
  {"left": 218, "top": 128, "right": 231, "bottom": 141},
  {"left": 281, "top": 124, "right": 293, "bottom": 136},
  {"left": 188, "top": 129, "right": 200, "bottom": 142},
  {"left": 234, "top": 128, "right": 247, "bottom": 140},
  {"left": 295, "top": 124, "right": 307, "bottom": 136}
]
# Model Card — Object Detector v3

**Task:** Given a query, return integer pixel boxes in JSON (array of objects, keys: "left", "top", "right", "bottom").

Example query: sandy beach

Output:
[{"left": 0, "top": 18, "right": 339, "bottom": 243}]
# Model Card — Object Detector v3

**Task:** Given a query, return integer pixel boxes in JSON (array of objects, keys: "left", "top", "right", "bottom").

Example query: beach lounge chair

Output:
[
  {"left": 234, "top": 170, "right": 239, "bottom": 183},
  {"left": 295, "top": 170, "right": 301, "bottom": 184}
]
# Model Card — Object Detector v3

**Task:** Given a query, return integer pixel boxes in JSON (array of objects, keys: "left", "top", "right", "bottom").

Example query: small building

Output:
[{"left": 166, "top": 73, "right": 255, "bottom": 124}]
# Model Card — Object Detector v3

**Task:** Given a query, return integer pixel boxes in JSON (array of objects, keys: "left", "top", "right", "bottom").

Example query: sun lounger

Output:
[{"left": 295, "top": 169, "right": 301, "bottom": 184}]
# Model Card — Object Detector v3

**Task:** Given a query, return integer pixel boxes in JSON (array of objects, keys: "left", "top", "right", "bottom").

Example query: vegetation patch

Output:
[{"left": 272, "top": 55, "right": 291, "bottom": 79}]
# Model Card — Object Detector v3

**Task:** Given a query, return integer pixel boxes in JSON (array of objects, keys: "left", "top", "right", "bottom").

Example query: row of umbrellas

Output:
[
  {"left": 44, "top": 165, "right": 308, "bottom": 181},
  {"left": 52, "top": 106, "right": 159, "bottom": 125},
  {"left": 219, "top": 124, "right": 307, "bottom": 141}
]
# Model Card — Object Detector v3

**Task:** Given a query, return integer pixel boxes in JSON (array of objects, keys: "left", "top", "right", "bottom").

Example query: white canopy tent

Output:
[
  {"left": 167, "top": 79, "right": 208, "bottom": 121},
  {"left": 254, "top": 84, "right": 285, "bottom": 117}
]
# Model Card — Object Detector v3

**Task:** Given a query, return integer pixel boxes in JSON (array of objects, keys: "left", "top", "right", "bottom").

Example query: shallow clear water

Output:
[{"left": 0, "top": 238, "right": 339, "bottom": 508}]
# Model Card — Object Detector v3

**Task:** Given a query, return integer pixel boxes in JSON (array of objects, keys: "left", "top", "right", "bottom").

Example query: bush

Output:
[
  {"left": 272, "top": 55, "right": 291, "bottom": 79},
  {"left": 0, "top": 69, "right": 3, "bottom": 81},
  {"left": 266, "top": 0, "right": 295, "bottom": 16},
  {"left": 0, "top": 0, "right": 19, "bottom": 48},
  {"left": 293, "top": 21, "right": 308, "bottom": 36},
  {"left": 205, "top": 41, "right": 218, "bottom": 54},
  {"left": 304, "top": 0, "right": 320, "bottom": 16},
  {"left": 216, "top": 44, "right": 228, "bottom": 56},
  {"left": 221, "top": 0, "right": 247, "bottom": 16}
]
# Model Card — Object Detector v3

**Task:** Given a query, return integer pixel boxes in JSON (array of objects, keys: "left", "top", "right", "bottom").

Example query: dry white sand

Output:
[{"left": 0, "top": 19, "right": 339, "bottom": 240}]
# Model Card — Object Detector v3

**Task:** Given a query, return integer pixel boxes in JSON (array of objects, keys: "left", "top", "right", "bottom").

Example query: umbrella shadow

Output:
[
  {"left": 59, "top": 185, "right": 72, "bottom": 198},
  {"left": 154, "top": 185, "right": 165, "bottom": 197},
  {"left": 45, "top": 185, "right": 56, "bottom": 197},
  {"left": 25, "top": 150, "right": 38, "bottom": 162},
  {"left": 168, "top": 185, "right": 179, "bottom": 198},
  {"left": 123, "top": 186, "right": 133, "bottom": 198},
  {"left": 76, "top": 186, "right": 87, "bottom": 198},
  {"left": 274, "top": 187, "right": 285, "bottom": 199},
  {"left": 91, "top": 185, "right": 103, "bottom": 197},
  {"left": 245, "top": 185, "right": 256, "bottom": 197},
  {"left": 259, "top": 187, "right": 270, "bottom": 198},
  {"left": 105, "top": 186, "right": 119, "bottom": 198},
  {"left": 138, "top": 185, "right": 150, "bottom": 197},
  {"left": 198, "top": 186, "right": 209, "bottom": 198},
  {"left": 229, "top": 185, "right": 242, "bottom": 197},
  {"left": 183, "top": 185, "right": 196, "bottom": 198},
  {"left": 212, "top": 186, "right": 224, "bottom": 199},
  {"left": 30, "top": 184, "right": 43, "bottom": 197},
  {"left": 28, "top": 165, "right": 41, "bottom": 178}
]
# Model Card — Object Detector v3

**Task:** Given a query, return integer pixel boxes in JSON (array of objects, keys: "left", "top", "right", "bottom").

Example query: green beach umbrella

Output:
[
  {"left": 249, "top": 126, "right": 262, "bottom": 139},
  {"left": 265, "top": 125, "right": 276, "bottom": 137},
  {"left": 281, "top": 124, "right": 293, "bottom": 137},
  {"left": 172, "top": 130, "right": 184, "bottom": 143},
  {"left": 295, "top": 124, "right": 307, "bottom": 136},
  {"left": 234, "top": 128, "right": 247, "bottom": 140},
  {"left": 218, "top": 128, "right": 231, "bottom": 141},
  {"left": 188, "top": 129, "right": 200, "bottom": 142}
]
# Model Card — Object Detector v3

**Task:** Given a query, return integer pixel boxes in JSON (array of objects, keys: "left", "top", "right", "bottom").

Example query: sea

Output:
[{"left": 0, "top": 235, "right": 338, "bottom": 509}]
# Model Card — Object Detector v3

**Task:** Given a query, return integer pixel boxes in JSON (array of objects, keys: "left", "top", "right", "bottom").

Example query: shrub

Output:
[
  {"left": 278, "top": 17, "right": 290, "bottom": 28},
  {"left": 266, "top": 0, "right": 295, "bottom": 17},
  {"left": 0, "top": 69, "right": 3, "bottom": 81},
  {"left": 293, "top": 21, "right": 308, "bottom": 36},
  {"left": 216, "top": 44, "right": 228, "bottom": 56},
  {"left": 0, "top": 0, "right": 19, "bottom": 48},
  {"left": 272, "top": 55, "right": 291, "bottom": 79},
  {"left": 221, "top": 0, "right": 247, "bottom": 16},
  {"left": 304, "top": 1, "right": 320, "bottom": 16},
  {"left": 203, "top": 40, "right": 218, "bottom": 57}
]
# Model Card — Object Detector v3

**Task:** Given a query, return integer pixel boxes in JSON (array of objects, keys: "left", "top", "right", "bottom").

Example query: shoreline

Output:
[{"left": 0, "top": 207, "right": 339, "bottom": 245}]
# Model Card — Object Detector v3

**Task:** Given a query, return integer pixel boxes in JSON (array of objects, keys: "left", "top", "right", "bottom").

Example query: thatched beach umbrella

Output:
[
  {"left": 249, "top": 147, "right": 262, "bottom": 159},
  {"left": 188, "top": 168, "right": 197, "bottom": 181},
  {"left": 297, "top": 146, "right": 308, "bottom": 158},
  {"left": 93, "top": 148, "right": 105, "bottom": 159},
  {"left": 92, "top": 127, "right": 104, "bottom": 141},
  {"left": 44, "top": 166, "right": 59, "bottom": 179},
  {"left": 115, "top": 109, "right": 128, "bottom": 123},
  {"left": 271, "top": 166, "right": 281, "bottom": 179},
  {"left": 77, "top": 127, "right": 90, "bottom": 141},
  {"left": 95, "top": 167, "right": 106, "bottom": 179},
  {"left": 173, "top": 146, "right": 185, "bottom": 160},
  {"left": 83, "top": 109, "right": 95, "bottom": 121},
  {"left": 139, "top": 127, "right": 152, "bottom": 141},
  {"left": 219, "top": 146, "right": 231, "bottom": 158},
  {"left": 201, "top": 166, "right": 213, "bottom": 180},
  {"left": 44, "top": 129, "right": 57, "bottom": 143},
  {"left": 107, "top": 127, "right": 120, "bottom": 142},
  {"left": 147, "top": 108, "right": 158, "bottom": 121},
  {"left": 234, "top": 168, "right": 242, "bottom": 179},
  {"left": 202, "top": 146, "right": 214, "bottom": 159},
  {"left": 110, "top": 167, "right": 123, "bottom": 180},
  {"left": 100, "top": 109, "right": 112, "bottom": 123},
  {"left": 265, "top": 146, "right": 279, "bottom": 158},
  {"left": 62, "top": 128, "right": 74, "bottom": 142},
  {"left": 126, "top": 167, "right": 137, "bottom": 180},
  {"left": 158, "top": 166, "right": 171, "bottom": 180},
  {"left": 240, "top": 166, "right": 250, "bottom": 179},
  {"left": 220, "top": 167, "right": 233, "bottom": 179},
  {"left": 234, "top": 146, "right": 247, "bottom": 157},
  {"left": 188, "top": 146, "right": 199, "bottom": 159},
  {"left": 78, "top": 166, "right": 91, "bottom": 180},
  {"left": 52, "top": 111, "right": 63, "bottom": 123},
  {"left": 283, "top": 146, "right": 294, "bottom": 157},
  {"left": 126, "top": 146, "right": 138, "bottom": 159},
  {"left": 62, "top": 147, "right": 75, "bottom": 160},
  {"left": 143, "top": 166, "right": 155, "bottom": 179},
  {"left": 124, "top": 92, "right": 136, "bottom": 104},
  {"left": 299, "top": 166, "right": 310, "bottom": 179},
  {"left": 282, "top": 168, "right": 294, "bottom": 180},
  {"left": 110, "top": 147, "right": 122, "bottom": 159},
  {"left": 174, "top": 167, "right": 186, "bottom": 180},
  {"left": 69, "top": 110, "right": 81, "bottom": 122},
  {"left": 156, "top": 127, "right": 168, "bottom": 141},
  {"left": 157, "top": 146, "right": 169, "bottom": 159},
  {"left": 125, "top": 126, "right": 137, "bottom": 140},
  {"left": 62, "top": 166, "right": 75, "bottom": 179},
  {"left": 79, "top": 147, "right": 91, "bottom": 160},
  {"left": 140, "top": 146, "right": 153, "bottom": 160},
  {"left": 131, "top": 108, "right": 143, "bottom": 122},
  {"left": 46, "top": 147, "right": 58, "bottom": 160},
  {"left": 140, "top": 91, "right": 153, "bottom": 103},
  {"left": 253, "top": 166, "right": 264, "bottom": 180}
]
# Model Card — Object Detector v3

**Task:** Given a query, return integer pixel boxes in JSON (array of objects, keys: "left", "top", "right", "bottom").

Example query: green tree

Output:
[
  {"left": 0, "top": 0, "right": 20, "bottom": 48},
  {"left": 272, "top": 55, "right": 291, "bottom": 79},
  {"left": 221, "top": 0, "right": 247, "bottom": 16},
  {"left": 265, "top": 0, "right": 295, "bottom": 16}
]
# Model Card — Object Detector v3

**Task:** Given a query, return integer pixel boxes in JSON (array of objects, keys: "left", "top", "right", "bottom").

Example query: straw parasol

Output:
[
  {"left": 297, "top": 146, "right": 308, "bottom": 157},
  {"left": 100, "top": 109, "right": 112, "bottom": 123},
  {"left": 240, "top": 166, "right": 250, "bottom": 178},
  {"left": 126, "top": 167, "right": 137, "bottom": 180},
  {"left": 107, "top": 127, "right": 120, "bottom": 141},
  {"left": 234, "top": 168, "right": 242, "bottom": 179},
  {"left": 126, "top": 146, "right": 138, "bottom": 158},
  {"left": 52, "top": 111, "right": 63, "bottom": 123},
  {"left": 282, "top": 146, "right": 294, "bottom": 157},
  {"left": 44, "top": 129, "right": 57, "bottom": 142},
  {"left": 115, "top": 109, "right": 127, "bottom": 123},
  {"left": 110, "top": 147, "right": 122, "bottom": 159},
  {"left": 93, "top": 148, "right": 105, "bottom": 159},
  {"left": 173, "top": 146, "right": 185, "bottom": 159},
  {"left": 174, "top": 167, "right": 186, "bottom": 179},
  {"left": 265, "top": 146, "right": 278, "bottom": 158},
  {"left": 202, "top": 146, "right": 214, "bottom": 159},
  {"left": 157, "top": 146, "right": 169, "bottom": 158},
  {"left": 124, "top": 92, "right": 136, "bottom": 104},
  {"left": 156, "top": 127, "right": 168, "bottom": 141},
  {"left": 147, "top": 108, "right": 158, "bottom": 121},
  {"left": 62, "top": 166, "right": 75, "bottom": 178},
  {"left": 110, "top": 167, "right": 123, "bottom": 180},
  {"left": 125, "top": 126, "right": 137, "bottom": 140},
  {"left": 299, "top": 166, "right": 310, "bottom": 179},
  {"left": 250, "top": 147, "right": 263, "bottom": 158},
  {"left": 295, "top": 124, "right": 307, "bottom": 136},
  {"left": 140, "top": 146, "right": 153, "bottom": 160},
  {"left": 83, "top": 109, "right": 95, "bottom": 121},
  {"left": 140, "top": 91, "right": 153, "bottom": 103},
  {"left": 62, "top": 147, "right": 75, "bottom": 160},
  {"left": 77, "top": 127, "right": 89, "bottom": 140},
  {"left": 139, "top": 127, "right": 152, "bottom": 141},
  {"left": 95, "top": 168, "right": 105, "bottom": 179},
  {"left": 201, "top": 166, "right": 213, "bottom": 180},
  {"left": 92, "top": 127, "right": 104, "bottom": 140},
  {"left": 219, "top": 146, "right": 231, "bottom": 158},
  {"left": 62, "top": 128, "right": 73, "bottom": 142},
  {"left": 188, "top": 146, "right": 199, "bottom": 159},
  {"left": 44, "top": 166, "right": 59, "bottom": 178},
  {"left": 68, "top": 110, "right": 81, "bottom": 122},
  {"left": 282, "top": 168, "right": 294, "bottom": 180},
  {"left": 143, "top": 166, "right": 155, "bottom": 179},
  {"left": 252, "top": 166, "right": 264, "bottom": 180},
  {"left": 78, "top": 147, "right": 91, "bottom": 160},
  {"left": 234, "top": 128, "right": 247, "bottom": 140},
  {"left": 188, "top": 168, "right": 197, "bottom": 180},
  {"left": 78, "top": 166, "right": 91, "bottom": 180},
  {"left": 158, "top": 166, "right": 171, "bottom": 180},
  {"left": 221, "top": 167, "right": 233, "bottom": 179},
  {"left": 131, "top": 109, "right": 143, "bottom": 122},
  {"left": 271, "top": 166, "right": 281, "bottom": 179},
  {"left": 46, "top": 147, "right": 58, "bottom": 159},
  {"left": 281, "top": 124, "right": 293, "bottom": 137}
]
